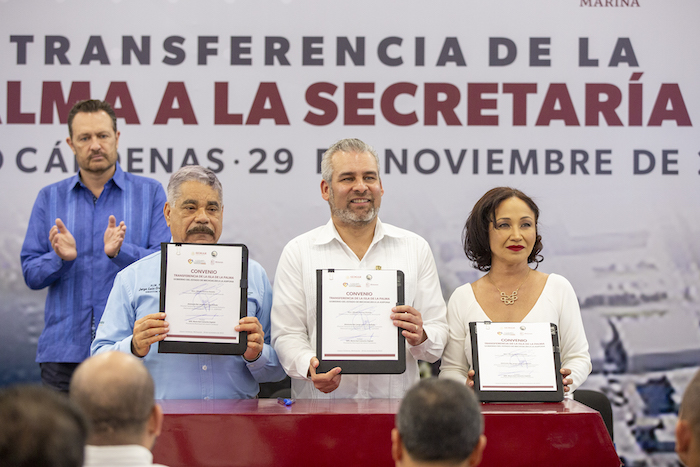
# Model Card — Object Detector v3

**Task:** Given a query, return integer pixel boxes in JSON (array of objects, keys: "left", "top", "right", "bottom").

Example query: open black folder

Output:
[
  {"left": 469, "top": 321, "right": 564, "bottom": 402},
  {"left": 158, "top": 242, "right": 249, "bottom": 355},
  {"left": 316, "top": 268, "right": 406, "bottom": 374}
]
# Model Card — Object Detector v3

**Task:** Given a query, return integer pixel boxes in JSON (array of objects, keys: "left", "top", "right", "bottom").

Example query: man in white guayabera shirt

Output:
[{"left": 271, "top": 138, "right": 448, "bottom": 399}]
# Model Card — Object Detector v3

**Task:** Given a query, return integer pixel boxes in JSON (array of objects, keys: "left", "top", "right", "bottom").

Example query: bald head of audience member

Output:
[
  {"left": 677, "top": 369, "right": 700, "bottom": 467},
  {"left": 0, "top": 384, "right": 88, "bottom": 467},
  {"left": 70, "top": 351, "right": 163, "bottom": 449},
  {"left": 392, "top": 379, "right": 487, "bottom": 467}
]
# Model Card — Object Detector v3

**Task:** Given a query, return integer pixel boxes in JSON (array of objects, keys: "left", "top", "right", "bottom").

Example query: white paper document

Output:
[
  {"left": 163, "top": 244, "right": 243, "bottom": 343},
  {"left": 320, "top": 269, "right": 399, "bottom": 361},
  {"left": 475, "top": 322, "right": 557, "bottom": 391}
]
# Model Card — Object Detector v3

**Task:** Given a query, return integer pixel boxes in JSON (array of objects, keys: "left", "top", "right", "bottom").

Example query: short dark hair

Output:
[
  {"left": 463, "top": 187, "right": 543, "bottom": 272},
  {"left": 0, "top": 385, "right": 88, "bottom": 467},
  {"left": 67, "top": 99, "right": 117, "bottom": 138},
  {"left": 396, "top": 378, "right": 483, "bottom": 463}
]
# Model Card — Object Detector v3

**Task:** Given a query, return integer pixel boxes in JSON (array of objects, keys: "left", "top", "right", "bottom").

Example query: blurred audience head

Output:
[
  {"left": 676, "top": 368, "right": 700, "bottom": 467},
  {"left": 0, "top": 384, "right": 88, "bottom": 467},
  {"left": 392, "top": 378, "right": 486, "bottom": 467},
  {"left": 70, "top": 351, "right": 162, "bottom": 449}
]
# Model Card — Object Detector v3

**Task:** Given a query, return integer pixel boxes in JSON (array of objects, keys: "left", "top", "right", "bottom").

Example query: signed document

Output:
[
  {"left": 470, "top": 321, "right": 563, "bottom": 402},
  {"left": 316, "top": 269, "right": 406, "bottom": 374},
  {"left": 159, "top": 243, "right": 248, "bottom": 355}
]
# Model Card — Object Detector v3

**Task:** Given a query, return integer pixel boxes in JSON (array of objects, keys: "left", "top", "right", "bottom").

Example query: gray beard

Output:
[{"left": 329, "top": 189, "right": 379, "bottom": 226}]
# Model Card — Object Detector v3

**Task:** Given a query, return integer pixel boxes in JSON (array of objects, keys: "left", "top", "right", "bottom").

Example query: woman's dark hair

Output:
[{"left": 463, "top": 187, "right": 543, "bottom": 272}]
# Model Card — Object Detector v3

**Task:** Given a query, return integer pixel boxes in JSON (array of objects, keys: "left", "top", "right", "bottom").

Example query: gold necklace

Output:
[{"left": 487, "top": 269, "right": 531, "bottom": 305}]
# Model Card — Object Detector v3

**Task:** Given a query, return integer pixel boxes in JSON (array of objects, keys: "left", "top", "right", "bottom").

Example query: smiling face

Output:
[
  {"left": 66, "top": 110, "right": 120, "bottom": 177},
  {"left": 321, "top": 150, "right": 384, "bottom": 227},
  {"left": 163, "top": 181, "right": 223, "bottom": 243},
  {"left": 488, "top": 196, "right": 537, "bottom": 266}
]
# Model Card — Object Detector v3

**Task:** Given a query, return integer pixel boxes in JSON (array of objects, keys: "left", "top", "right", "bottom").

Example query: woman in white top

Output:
[{"left": 439, "top": 187, "right": 591, "bottom": 393}]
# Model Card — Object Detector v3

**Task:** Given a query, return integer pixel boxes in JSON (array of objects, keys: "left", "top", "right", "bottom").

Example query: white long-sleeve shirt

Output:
[
  {"left": 271, "top": 219, "right": 448, "bottom": 399},
  {"left": 439, "top": 273, "right": 592, "bottom": 393}
]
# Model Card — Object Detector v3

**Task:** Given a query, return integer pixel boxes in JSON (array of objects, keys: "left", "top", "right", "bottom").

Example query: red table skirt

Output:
[{"left": 152, "top": 398, "right": 619, "bottom": 467}]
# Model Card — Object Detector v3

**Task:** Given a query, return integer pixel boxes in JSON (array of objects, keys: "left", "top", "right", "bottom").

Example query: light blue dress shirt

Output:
[{"left": 91, "top": 251, "right": 286, "bottom": 399}]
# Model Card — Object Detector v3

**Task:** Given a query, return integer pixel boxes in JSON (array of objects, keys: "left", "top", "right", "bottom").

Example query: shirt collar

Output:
[
  {"left": 69, "top": 171, "right": 82, "bottom": 191},
  {"left": 71, "top": 162, "right": 124, "bottom": 191},
  {"left": 314, "top": 217, "right": 392, "bottom": 247},
  {"left": 110, "top": 162, "right": 126, "bottom": 189}
]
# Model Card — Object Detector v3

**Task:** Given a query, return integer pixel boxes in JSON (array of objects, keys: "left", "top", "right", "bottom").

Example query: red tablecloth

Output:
[{"left": 152, "top": 398, "right": 619, "bottom": 467}]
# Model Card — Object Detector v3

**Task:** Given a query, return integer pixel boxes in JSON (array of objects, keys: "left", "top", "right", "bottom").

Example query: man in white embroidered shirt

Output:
[{"left": 271, "top": 138, "right": 448, "bottom": 398}]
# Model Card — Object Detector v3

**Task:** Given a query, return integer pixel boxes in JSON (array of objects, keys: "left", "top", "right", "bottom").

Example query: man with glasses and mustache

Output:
[
  {"left": 91, "top": 165, "right": 285, "bottom": 399},
  {"left": 21, "top": 99, "right": 170, "bottom": 393},
  {"left": 271, "top": 138, "right": 448, "bottom": 398}
]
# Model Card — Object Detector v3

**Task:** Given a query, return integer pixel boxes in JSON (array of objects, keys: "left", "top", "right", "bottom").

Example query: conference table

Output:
[{"left": 152, "top": 398, "right": 620, "bottom": 467}]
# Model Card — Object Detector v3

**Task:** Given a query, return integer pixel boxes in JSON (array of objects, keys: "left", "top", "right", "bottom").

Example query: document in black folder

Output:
[
  {"left": 316, "top": 269, "right": 406, "bottom": 374},
  {"left": 158, "top": 242, "right": 249, "bottom": 355},
  {"left": 469, "top": 321, "right": 564, "bottom": 402}
]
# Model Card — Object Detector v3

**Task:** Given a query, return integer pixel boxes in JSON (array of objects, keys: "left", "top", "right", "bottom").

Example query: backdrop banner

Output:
[{"left": 1, "top": 1, "right": 698, "bottom": 463}]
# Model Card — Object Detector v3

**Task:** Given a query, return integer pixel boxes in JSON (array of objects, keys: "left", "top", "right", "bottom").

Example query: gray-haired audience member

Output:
[
  {"left": 677, "top": 368, "right": 700, "bottom": 467},
  {"left": 392, "top": 378, "right": 487, "bottom": 467},
  {"left": 0, "top": 385, "right": 88, "bottom": 467},
  {"left": 70, "top": 351, "right": 167, "bottom": 467}
]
